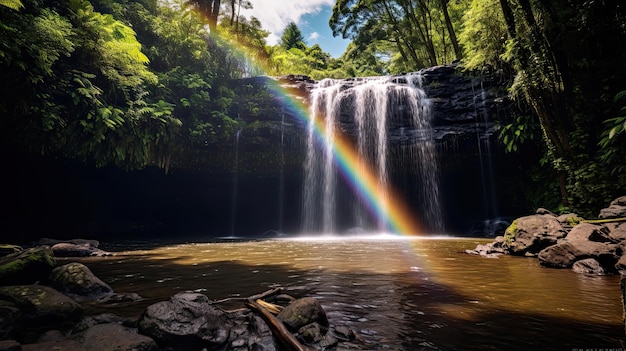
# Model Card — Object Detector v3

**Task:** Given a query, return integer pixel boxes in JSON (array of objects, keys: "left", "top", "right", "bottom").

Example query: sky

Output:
[{"left": 241, "top": 0, "right": 352, "bottom": 58}]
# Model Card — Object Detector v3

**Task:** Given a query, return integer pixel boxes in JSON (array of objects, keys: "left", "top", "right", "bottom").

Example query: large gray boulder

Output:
[
  {"left": 0, "top": 285, "right": 82, "bottom": 330},
  {"left": 0, "top": 246, "right": 56, "bottom": 285},
  {"left": 138, "top": 291, "right": 232, "bottom": 350},
  {"left": 504, "top": 215, "right": 567, "bottom": 255},
  {"left": 49, "top": 262, "right": 113, "bottom": 301}
]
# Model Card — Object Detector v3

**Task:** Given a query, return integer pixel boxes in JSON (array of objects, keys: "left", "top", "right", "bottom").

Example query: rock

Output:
[
  {"left": 465, "top": 238, "right": 506, "bottom": 258},
  {"left": 333, "top": 325, "right": 356, "bottom": 341},
  {"left": 536, "top": 208, "right": 556, "bottom": 216},
  {"left": 607, "top": 223, "right": 626, "bottom": 241},
  {"left": 21, "top": 339, "right": 86, "bottom": 351},
  {"left": 51, "top": 243, "right": 111, "bottom": 257},
  {"left": 49, "top": 262, "right": 113, "bottom": 301},
  {"left": 599, "top": 205, "right": 626, "bottom": 219},
  {"left": 0, "top": 246, "right": 56, "bottom": 285},
  {"left": 615, "top": 254, "right": 626, "bottom": 273},
  {"left": 277, "top": 297, "right": 329, "bottom": 332},
  {"left": 556, "top": 213, "right": 583, "bottom": 226},
  {"left": 611, "top": 196, "right": 626, "bottom": 206},
  {"left": 71, "top": 313, "right": 136, "bottom": 334},
  {"left": 38, "top": 238, "right": 100, "bottom": 249},
  {"left": 504, "top": 215, "right": 567, "bottom": 255},
  {"left": 572, "top": 258, "right": 606, "bottom": 275},
  {"left": 621, "top": 276, "right": 626, "bottom": 335},
  {"left": 0, "top": 245, "right": 23, "bottom": 258},
  {"left": 72, "top": 323, "right": 158, "bottom": 351},
  {"left": 0, "top": 300, "right": 22, "bottom": 339},
  {"left": 138, "top": 291, "right": 231, "bottom": 350},
  {"left": 298, "top": 322, "right": 327, "bottom": 343},
  {"left": 565, "top": 223, "right": 616, "bottom": 243},
  {"left": 0, "top": 285, "right": 83, "bottom": 330},
  {"left": 0, "top": 340, "right": 20, "bottom": 351},
  {"left": 537, "top": 240, "right": 619, "bottom": 271}
]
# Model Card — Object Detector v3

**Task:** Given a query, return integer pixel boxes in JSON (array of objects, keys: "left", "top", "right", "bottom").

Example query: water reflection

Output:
[{"left": 73, "top": 237, "right": 625, "bottom": 350}]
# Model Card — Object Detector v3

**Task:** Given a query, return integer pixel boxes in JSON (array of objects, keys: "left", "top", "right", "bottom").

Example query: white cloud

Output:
[
  {"left": 307, "top": 32, "right": 320, "bottom": 42},
  {"left": 241, "top": 0, "right": 334, "bottom": 45}
]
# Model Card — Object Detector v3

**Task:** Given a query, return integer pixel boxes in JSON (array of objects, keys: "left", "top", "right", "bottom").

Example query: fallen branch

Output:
[{"left": 245, "top": 299, "right": 315, "bottom": 351}]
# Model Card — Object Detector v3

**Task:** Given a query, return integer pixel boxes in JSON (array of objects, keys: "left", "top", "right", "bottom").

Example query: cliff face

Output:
[{"left": 3, "top": 65, "right": 529, "bottom": 240}]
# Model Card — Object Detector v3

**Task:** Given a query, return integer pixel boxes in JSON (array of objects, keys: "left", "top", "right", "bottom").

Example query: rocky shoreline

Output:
[
  {"left": 0, "top": 240, "right": 361, "bottom": 351},
  {"left": 466, "top": 196, "right": 626, "bottom": 275}
]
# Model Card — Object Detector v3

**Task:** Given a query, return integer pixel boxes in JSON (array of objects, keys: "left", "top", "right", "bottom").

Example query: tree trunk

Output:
[{"left": 438, "top": 0, "right": 462, "bottom": 60}]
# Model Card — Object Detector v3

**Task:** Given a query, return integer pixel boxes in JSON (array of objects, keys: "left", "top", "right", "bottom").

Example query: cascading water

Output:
[{"left": 302, "top": 74, "right": 443, "bottom": 233}]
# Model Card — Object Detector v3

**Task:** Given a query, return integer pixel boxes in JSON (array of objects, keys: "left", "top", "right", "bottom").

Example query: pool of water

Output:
[{"left": 68, "top": 235, "right": 625, "bottom": 350}]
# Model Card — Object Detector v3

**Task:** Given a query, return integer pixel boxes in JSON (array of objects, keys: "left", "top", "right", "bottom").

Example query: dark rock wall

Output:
[{"left": 2, "top": 64, "right": 532, "bottom": 242}]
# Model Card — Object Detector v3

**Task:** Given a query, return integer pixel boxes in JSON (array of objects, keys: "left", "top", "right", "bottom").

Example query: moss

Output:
[
  {"left": 566, "top": 215, "right": 585, "bottom": 227},
  {"left": 503, "top": 219, "right": 518, "bottom": 248}
]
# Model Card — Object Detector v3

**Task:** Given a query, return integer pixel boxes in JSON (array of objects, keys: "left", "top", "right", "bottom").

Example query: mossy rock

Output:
[{"left": 0, "top": 246, "right": 56, "bottom": 286}]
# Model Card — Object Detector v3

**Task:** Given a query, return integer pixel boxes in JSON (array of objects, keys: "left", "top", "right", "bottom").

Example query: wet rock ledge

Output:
[
  {"left": 0, "top": 239, "right": 360, "bottom": 351},
  {"left": 467, "top": 196, "right": 626, "bottom": 275}
]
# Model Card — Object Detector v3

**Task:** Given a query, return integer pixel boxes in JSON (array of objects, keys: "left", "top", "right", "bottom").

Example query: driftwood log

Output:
[{"left": 244, "top": 289, "right": 315, "bottom": 351}]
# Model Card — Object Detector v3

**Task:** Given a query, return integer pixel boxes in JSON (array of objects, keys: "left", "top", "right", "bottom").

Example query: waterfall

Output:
[{"left": 301, "top": 74, "right": 443, "bottom": 234}]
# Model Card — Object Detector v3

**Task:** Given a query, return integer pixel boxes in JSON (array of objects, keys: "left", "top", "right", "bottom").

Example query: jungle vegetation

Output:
[{"left": 0, "top": 0, "right": 624, "bottom": 216}]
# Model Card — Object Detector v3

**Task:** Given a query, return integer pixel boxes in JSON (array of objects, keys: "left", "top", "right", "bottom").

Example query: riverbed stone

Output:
[
  {"left": 538, "top": 240, "right": 619, "bottom": 271},
  {"left": 277, "top": 297, "right": 329, "bottom": 331},
  {"left": 138, "top": 291, "right": 232, "bottom": 350},
  {"left": 50, "top": 243, "right": 111, "bottom": 257},
  {"left": 0, "top": 285, "right": 83, "bottom": 330},
  {"left": 0, "top": 300, "right": 22, "bottom": 339},
  {"left": 572, "top": 258, "right": 606, "bottom": 275},
  {"left": 504, "top": 215, "right": 567, "bottom": 255},
  {"left": 0, "top": 339, "right": 20, "bottom": 351},
  {"left": 49, "top": 262, "right": 113, "bottom": 300},
  {"left": 73, "top": 323, "right": 158, "bottom": 351},
  {"left": 0, "top": 246, "right": 56, "bottom": 285}
]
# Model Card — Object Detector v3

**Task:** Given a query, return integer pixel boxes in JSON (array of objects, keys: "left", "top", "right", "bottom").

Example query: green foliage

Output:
[
  {"left": 280, "top": 22, "right": 305, "bottom": 51},
  {"left": 0, "top": 0, "right": 22, "bottom": 10},
  {"left": 499, "top": 114, "right": 538, "bottom": 153}
]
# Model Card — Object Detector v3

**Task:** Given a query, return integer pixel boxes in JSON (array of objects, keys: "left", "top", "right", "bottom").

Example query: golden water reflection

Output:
[{"left": 75, "top": 236, "right": 624, "bottom": 350}]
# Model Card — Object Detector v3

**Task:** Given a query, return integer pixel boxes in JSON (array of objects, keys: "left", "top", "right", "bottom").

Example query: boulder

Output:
[
  {"left": 537, "top": 240, "right": 619, "bottom": 271},
  {"left": 611, "top": 196, "right": 626, "bottom": 206},
  {"left": 51, "top": 243, "right": 111, "bottom": 257},
  {"left": 277, "top": 297, "right": 329, "bottom": 332},
  {"left": 565, "top": 223, "right": 616, "bottom": 243},
  {"left": 504, "top": 215, "right": 567, "bottom": 255},
  {"left": 466, "top": 236, "right": 507, "bottom": 258},
  {"left": 0, "top": 300, "right": 23, "bottom": 340},
  {"left": 572, "top": 258, "right": 606, "bottom": 275},
  {"left": 0, "top": 340, "right": 20, "bottom": 351},
  {"left": 38, "top": 238, "right": 100, "bottom": 249},
  {"left": 0, "top": 246, "right": 56, "bottom": 285},
  {"left": 607, "top": 223, "right": 626, "bottom": 241},
  {"left": 49, "top": 262, "right": 113, "bottom": 301},
  {"left": 21, "top": 339, "right": 86, "bottom": 351},
  {"left": 72, "top": 323, "right": 158, "bottom": 351},
  {"left": 536, "top": 208, "right": 556, "bottom": 216},
  {"left": 138, "top": 291, "right": 231, "bottom": 350},
  {"left": 598, "top": 197, "right": 626, "bottom": 219},
  {"left": 0, "top": 285, "right": 82, "bottom": 330}
]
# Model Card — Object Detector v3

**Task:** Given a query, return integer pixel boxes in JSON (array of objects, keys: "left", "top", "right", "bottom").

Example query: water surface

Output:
[{"left": 71, "top": 236, "right": 625, "bottom": 350}]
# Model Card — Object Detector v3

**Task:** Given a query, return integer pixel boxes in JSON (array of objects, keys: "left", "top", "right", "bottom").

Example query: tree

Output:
[
  {"left": 280, "top": 22, "right": 305, "bottom": 50},
  {"left": 330, "top": 0, "right": 466, "bottom": 72},
  {"left": 186, "top": 0, "right": 221, "bottom": 32}
]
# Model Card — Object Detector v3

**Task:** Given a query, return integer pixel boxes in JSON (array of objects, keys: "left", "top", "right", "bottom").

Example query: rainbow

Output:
[{"left": 206, "top": 28, "right": 425, "bottom": 235}]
